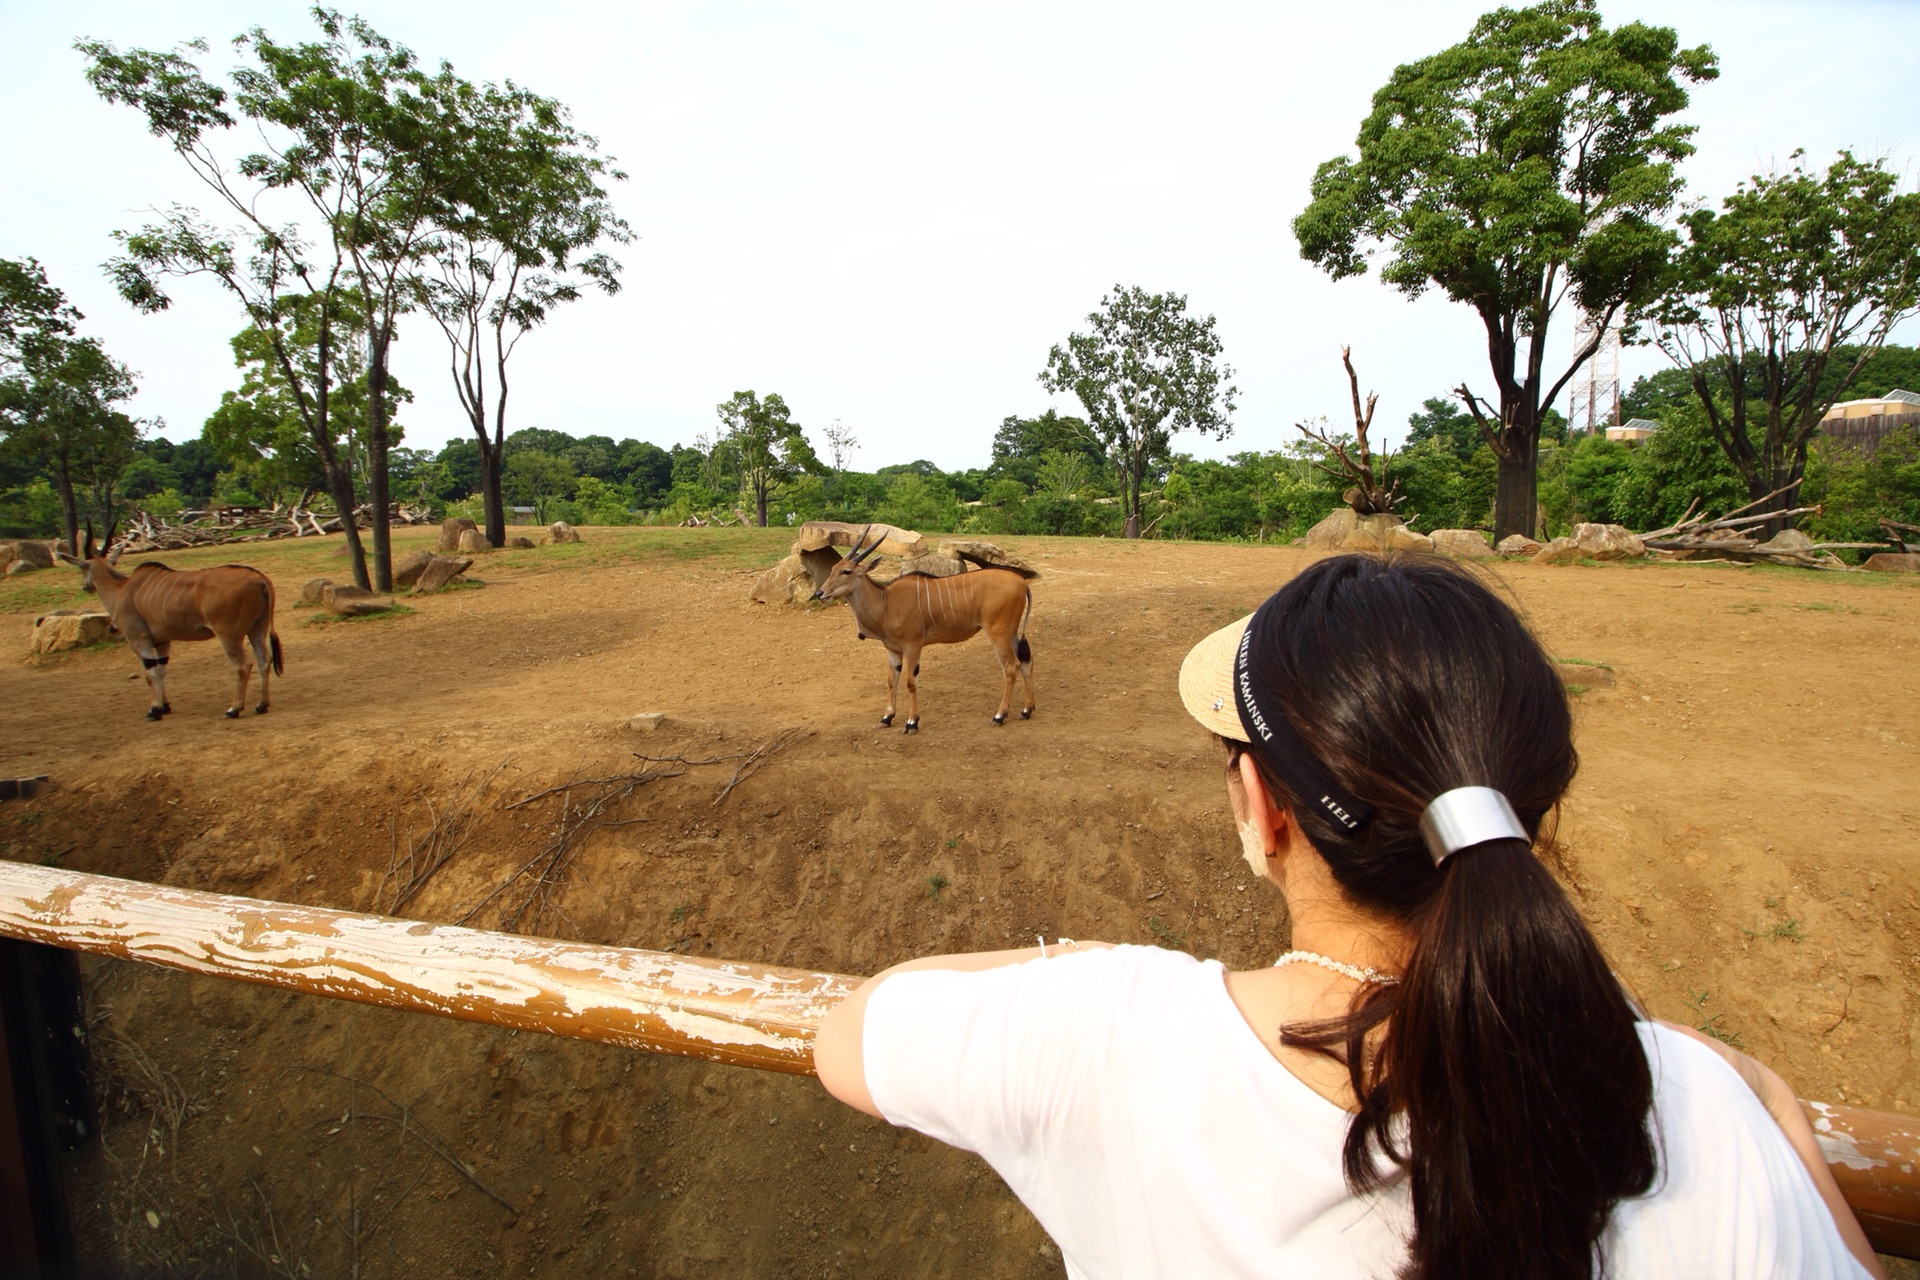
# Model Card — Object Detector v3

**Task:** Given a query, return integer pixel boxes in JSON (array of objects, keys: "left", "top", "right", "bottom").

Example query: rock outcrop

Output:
[
  {"left": 391, "top": 550, "right": 435, "bottom": 589},
  {"left": 413, "top": 555, "right": 473, "bottom": 593},
  {"left": 457, "top": 528, "right": 492, "bottom": 554},
  {"left": 1429, "top": 529, "right": 1495, "bottom": 559},
  {"left": 438, "top": 517, "right": 477, "bottom": 552},
  {"left": 544, "top": 522, "right": 581, "bottom": 545},
  {"left": 31, "top": 610, "right": 112, "bottom": 654}
]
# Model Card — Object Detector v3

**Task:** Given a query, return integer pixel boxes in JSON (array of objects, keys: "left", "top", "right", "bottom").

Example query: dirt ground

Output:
[{"left": 2, "top": 525, "right": 1917, "bottom": 1278}]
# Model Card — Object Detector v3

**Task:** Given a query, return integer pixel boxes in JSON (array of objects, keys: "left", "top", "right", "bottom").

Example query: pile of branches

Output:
[
  {"left": 114, "top": 502, "right": 435, "bottom": 552},
  {"left": 1639, "top": 483, "right": 1894, "bottom": 569},
  {"left": 1294, "top": 347, "right": 1402, "bottom": 516}
]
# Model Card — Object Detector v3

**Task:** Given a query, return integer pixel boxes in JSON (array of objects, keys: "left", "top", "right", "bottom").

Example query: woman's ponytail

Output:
[{"left": 1246, "top": 555, "right": 1656, "bottom": 1280}]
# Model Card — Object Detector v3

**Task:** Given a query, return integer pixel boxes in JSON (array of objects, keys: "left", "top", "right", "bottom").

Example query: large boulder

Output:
[
  {"left": 1864, "top": 552, "right": 1920, "bottom": 574},
  {"left": 391, "top": 549, "right": 435, "bottom": 589},
  {"left": 796, "top": 520, "right": 924, "bottom": 559},
  {"left": 3, "top": 540, "right": 56, "bottom": 572},
  {"left": 297, "top": 577, "right": 334, "bottom": 606},
  {"left": 322, "top": 584, "right": 395, "bottom": 616},
  {"left": 31, "top": 610, "right": 113, "bottom": 654},
  {"left": 6, "top": 559, "right": 41, "bottom": 577},
  {"left": 413, "top": 555, "right": 474, "bottom": 593},
  {"left": 1758, "top": 528, "right": 1815, "bottom": 553},
  {"left": 749, "top": 553, "right": 816, "bottom": 605},
  {"left": 1571, "top": 522, "right": 1646, "bottom": 561},
  {"left": 1340, "top": 513, "right": 1432, "bottom": 553},
  {"left": 544, "top": 521, "right": 581, "bottom": 545},
  {"left": 1532, "top": 536, "right": 1583, "bottom": 565},
  {"left": 438, "top": 517, "right": 477, "bottom": 552},
  {"left": 900, "top": 549, "right": 967, "bottom": 577},
  {"left": 1429, "top": 529, "right": 1495, "bottom": 559},
  {"left": 457, "top": 528, "right": 492, "bottom": 554},
  {"left": 1295, "top": 508, "right": 1359, "bottom": 549},
  {"left": 1495, "top": 534, "right": 1543, "bottom": 556},
  {"left": 935, "top": 539, "right": 1040, "bottom": 578}
]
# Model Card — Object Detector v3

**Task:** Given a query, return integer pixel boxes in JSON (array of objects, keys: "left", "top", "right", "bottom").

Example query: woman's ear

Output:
[{"left": 1235, "top": 752, "right": 1284, "bottom": 854}]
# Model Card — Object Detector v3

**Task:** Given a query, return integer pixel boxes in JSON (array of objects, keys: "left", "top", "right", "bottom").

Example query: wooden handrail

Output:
[{"left": 1, "top": 863, "right": 1916, "bottom": 1257}]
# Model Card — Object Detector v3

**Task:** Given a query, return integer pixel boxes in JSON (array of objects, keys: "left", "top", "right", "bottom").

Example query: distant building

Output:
[
  {"left": 1605, "top": 418, "right": 1661, "bottom": 443},
  {"left": 1821, "top": 389, "right": 1920, "bottom": 453}
]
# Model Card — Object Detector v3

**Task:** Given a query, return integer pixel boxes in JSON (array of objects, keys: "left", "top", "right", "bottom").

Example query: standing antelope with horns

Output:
[
  {"left": 56, "top": 526, "right": 283, "bottom": 721},
  {"left": 812, "top": 528, "right": 1036, "bottom": 734}
]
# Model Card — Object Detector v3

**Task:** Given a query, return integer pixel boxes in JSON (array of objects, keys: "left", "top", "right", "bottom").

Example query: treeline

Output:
[{"left": 15, "top": 344, "right": 1908, "bottom": 550}]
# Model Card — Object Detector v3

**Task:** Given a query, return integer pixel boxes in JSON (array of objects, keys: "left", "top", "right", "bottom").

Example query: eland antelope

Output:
[
  {"left": 57, "top": 526, "right": 283, "bottom": 720},
  {"left": 812, "top": 528, "right": 1035, "bottom": 733}
]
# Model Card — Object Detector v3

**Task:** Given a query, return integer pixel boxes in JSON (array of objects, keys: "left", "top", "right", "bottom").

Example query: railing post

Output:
[{"left": 0, "top": 939, "right": 89, "bottom": 1280}]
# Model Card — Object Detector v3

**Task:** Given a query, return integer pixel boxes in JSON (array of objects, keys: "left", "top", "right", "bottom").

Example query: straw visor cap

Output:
[{"left": 1178, "top": 613, "right": 1254, "bottom": 740}]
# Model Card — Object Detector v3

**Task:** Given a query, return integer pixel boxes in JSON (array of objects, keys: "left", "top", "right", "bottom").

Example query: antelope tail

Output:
[
  {"left": 1016, "top": 588, "right": 1033, "bottom": 664},
  {"left": 270, "top": 633, "right": 284, "bottom": 676}
]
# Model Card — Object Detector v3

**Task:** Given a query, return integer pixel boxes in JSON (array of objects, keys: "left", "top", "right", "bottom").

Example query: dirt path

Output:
[{"left": 4, "top": 527, "right": 1916, "bottom": 1277}]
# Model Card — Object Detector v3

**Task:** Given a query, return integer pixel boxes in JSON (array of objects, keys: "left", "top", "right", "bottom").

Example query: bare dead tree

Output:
[{"left": 1294, "top": 347, "right": 1402, "bottom": 515}]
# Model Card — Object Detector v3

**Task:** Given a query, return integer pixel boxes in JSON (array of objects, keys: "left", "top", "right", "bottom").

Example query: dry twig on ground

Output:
[{"left": 373, "top": 762, "right": 512, "bottom": 915}]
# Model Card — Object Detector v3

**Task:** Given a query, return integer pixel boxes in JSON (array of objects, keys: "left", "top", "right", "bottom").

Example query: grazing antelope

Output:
[
  {"left": 812, "top": 528, "right": 1035, "bottom": 734},
  {"left": 56, "top": 526, "right": 283, "bottom": 721}
]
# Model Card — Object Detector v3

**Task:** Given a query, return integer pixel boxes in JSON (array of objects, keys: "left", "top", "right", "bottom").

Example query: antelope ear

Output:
[
  {"left": 55, "top": 549, "right": 83, "bottom": 566},
  {"left": 106, "top": 545, "right": 124, "bottom": 566}
]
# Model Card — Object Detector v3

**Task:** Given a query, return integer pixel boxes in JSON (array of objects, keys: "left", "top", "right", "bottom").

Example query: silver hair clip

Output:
[{"left": 1419, "top": 786, "right": 1526, "bottom": 865}]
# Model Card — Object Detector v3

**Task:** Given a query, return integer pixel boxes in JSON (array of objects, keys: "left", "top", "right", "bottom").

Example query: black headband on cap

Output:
[{"left": 1233, "top": 601, "right": 1374, "bottom": 834}]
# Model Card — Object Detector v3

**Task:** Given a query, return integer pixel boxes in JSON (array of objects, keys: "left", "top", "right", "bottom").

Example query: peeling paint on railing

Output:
[{"left": 2, "top": 862, "right": 1917, "bottom": 1257}]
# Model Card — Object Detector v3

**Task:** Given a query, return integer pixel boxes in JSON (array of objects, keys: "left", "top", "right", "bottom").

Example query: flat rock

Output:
[
  {"left": 31, "top": 610, "right": 112, "bottom": 654},
  {"left": 438, "top": 516, "right": 477, "bottom": 552},
  {"left": 391, "top": 549, "right": 434, "bottom": 588},
  {"left": 627, "top": 712, "right": 667, "bottom": 732},
  {"left": 1532, "top": 536, "right": 1583, "bottom": 565},
  {"left": 1295, "top": 508, "right": 1358, "bottom": 549},
  {"left": 544, "top": 521, "right": 581, "bottom": 545},
  {"left": 322, "top": 584, "right": 395, "bottom": 616},
  {"left": 1495, "top": 534, "right": 1543, "bottom": 556},
  {"left": 413, "top": 555, "right": 473, "bottom": 593},
  {"left": 1430, "top": 529, "right": 1495, "bottom": 559},
  {"left": 298, "top": 577, "right": 334, "bottom": 606},
  {"left": 934, "top": 539, "right": 1041, "bottom": 578},
  {"left": 1571, "top": 522, "right": 1646, "bottom": 561},
  {"left": 457, "top": 528, "right": 492, "bottom": 554},
  {"left": 1863, "top": 552, "right": 1920, "bottom": 574},
  {"left": 796, "top": 520, "right": 924, "bottom": 559},
  {"left": 1554, "top": 661, "right": 1616, "bottom": 688},
  {"left": 899, "top": 550, "right": 967, "bottom": 577}
]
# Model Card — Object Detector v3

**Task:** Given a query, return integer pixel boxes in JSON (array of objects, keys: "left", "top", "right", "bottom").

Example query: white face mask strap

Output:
[{"left": 1419, "top": 786, "right": 1527, "bottom": 865}]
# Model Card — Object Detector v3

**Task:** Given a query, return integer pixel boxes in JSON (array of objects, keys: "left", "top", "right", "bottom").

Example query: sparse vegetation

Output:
[
  {"left": 925, "top": 873, "right": 950, "bottom": 902},
  {"left": 1683, "top": 987, "right": 1746, "bottom": 1048}
]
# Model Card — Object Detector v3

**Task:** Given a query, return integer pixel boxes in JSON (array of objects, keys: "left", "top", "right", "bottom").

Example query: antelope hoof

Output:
[
  {"left": 903, "top": 719, "right": 919, "bottom": 735},
  {"left": 1020, "top": 707, "right": 1033, "bottom": 720},
  {"left": 225, "top": 708, "right": 240, "bottom": 719},
  {"left": 161, "top": 702, "right": 172, "bottom": 714},
  {"left": 146, "top": 707, "right": 164, "bottom": 721},
  {"left": 879, "top": 713, "right": 894, "bottom": 727},
  {"left": 992, "top": 712, "right": 1006, "bottom": 725},
  {"left": 255, "top": 703, "right": 269, "bottom": 715}
]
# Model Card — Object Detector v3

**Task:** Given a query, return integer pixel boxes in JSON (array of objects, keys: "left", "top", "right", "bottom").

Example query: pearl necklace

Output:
[{"left": 1272, "top": 950, "right": 1399, "bottom": 986}]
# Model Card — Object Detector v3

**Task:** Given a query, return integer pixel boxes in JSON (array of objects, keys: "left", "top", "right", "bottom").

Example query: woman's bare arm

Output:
[{"left": 1659, "top": 1022, "right": 1886, "bottom": 1280}]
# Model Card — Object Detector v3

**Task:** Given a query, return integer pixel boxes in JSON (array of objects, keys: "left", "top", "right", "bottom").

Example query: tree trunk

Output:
[
  {"left": 366, "top": 340, "right": 393, "bottom": 593},
  {"left": 1492, "top": 450, "right": 1539, "bottom": 542},
  {"left": 1125, "top": 459, "right": 1143, "bottom": 539},
  {"left": 322, "top": 455, "right": 369, "bottom": 590},
  {"left": 479, "top": 440, "right": 507, "bottom": 548},
  {"left": 56, "top": 472, "right": 79, "bottom": 556},
  {"left": 754, "top": 481, "right": 768, "bottom": 527}
]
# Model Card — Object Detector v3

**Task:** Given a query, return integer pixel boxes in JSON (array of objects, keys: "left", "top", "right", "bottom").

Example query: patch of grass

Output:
[
  {"left": 16, "top": 809, "right": 41, "bottom": 828},
  {"left": 925, "top": 873, "right": 950, "bottom": 902},
  {"left": 669, "top": 902, "right": 700, "bottom": 924},
  {"left": 1148, "top": 915, "right": 1188, "bottom": 949},
  {"left": 945, "top": 838, "right": 958, "bottom": 849},
  {"left": 1795, "top": 601, "right": 1859, "bottom": 615},
  {"left": 1727, "top": 602, "right": 1764, "bottom": 614},
  {"left": 1769, "top": 918, "right": 1804, "bottom": 941},
  {"left": 1683, "top": 987, "right": 1746, "bottom": 1048},
  {"left": 1564, "top": 683, "right": 1589, "bottom": 696},
  {"left": 1554, "top": 656, "right": 1614, "bottom": 670}
]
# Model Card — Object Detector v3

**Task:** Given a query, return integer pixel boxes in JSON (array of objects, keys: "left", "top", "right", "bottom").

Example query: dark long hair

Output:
[{"left": 1244, "top": 554, "right": 1654, "bottom": 1280}]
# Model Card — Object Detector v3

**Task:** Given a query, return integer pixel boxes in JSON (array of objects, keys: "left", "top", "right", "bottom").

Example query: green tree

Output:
[
  {"left": 1632, "top": 152, "right": 1920, "bottom": 524},
  {"left": 1293, "top": 0, "right": 1716, "bottom": 539},
  {"left": 419, "top": 74, "right": 628, "bottom": 548},
  {"left": 1607, "top": 400, "right": 1746, "bottom": 530},
  {"left": 1039, "top": 285, "right": 1237, "bottom": 538},
  {"left": 503, "top": 448, "right": 575, "bottom": 522},
  {"left": 716, "top": 390, "right": 815, "bottom": 526},
  {"left": 1804, "top": 429, "right": 1920, "bottom": 548}
]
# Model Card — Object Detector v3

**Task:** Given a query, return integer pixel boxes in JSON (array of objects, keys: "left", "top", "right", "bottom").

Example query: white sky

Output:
[{"left": 2, "top": 1, "right": 1915, "bottom": 471}]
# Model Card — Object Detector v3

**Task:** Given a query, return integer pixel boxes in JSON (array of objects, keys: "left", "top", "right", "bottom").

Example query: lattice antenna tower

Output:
[{"left": 1568, "top": 309, "right": 1622, "bottom": 435}]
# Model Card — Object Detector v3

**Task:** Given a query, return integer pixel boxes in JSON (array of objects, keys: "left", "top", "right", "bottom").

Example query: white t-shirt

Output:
[{"left": 862, "top": 944, "right": 1870, "bottom": 1280}]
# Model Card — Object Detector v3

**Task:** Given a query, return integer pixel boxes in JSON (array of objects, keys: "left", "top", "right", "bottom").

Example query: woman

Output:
[{"left": 815, "top": 554, "right": 1882, "bottom": 1279}]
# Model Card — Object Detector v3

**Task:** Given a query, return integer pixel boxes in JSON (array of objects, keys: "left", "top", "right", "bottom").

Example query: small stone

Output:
[
  {"left": 391, "top": 549, "right": 435, "bottom": 588},
  {"left": 413, "top": 555, "right": 474, "bottom": 593},
  {"left": 628, "top": 712, "right": 666, "bottom": 732},
  {"left": 1430, "top": 529, "right": 1495, "bottom": 559},
  {"left": 322, "top": 584, "right": 395, "bottom": 616},
  {"left": 544, "top": 521, "right": 582, "bottom": 545},
  {"left": 31, "top": 610, "right": 112, "bottom": 654},
  {"left": 438, "top": 516, "right": 477, "bottom": 552},
  {"left": 507, "top": 536, "right": 535, "bottom": 549},
  {"left": 1495, "top": 534, "right": 1542, "bottom": 556},
  {"left": 457, "top": 528, "right": 492, "bottom": 554},
  {"left": 297, "top": 578, "right": 334, "bottom": 606},
  {"left": 1863, "top": 552, "right": 1920, "bottom": 574},
  {"left": 1532, "top": 536, "right": 1583, "bottom": 565}
]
